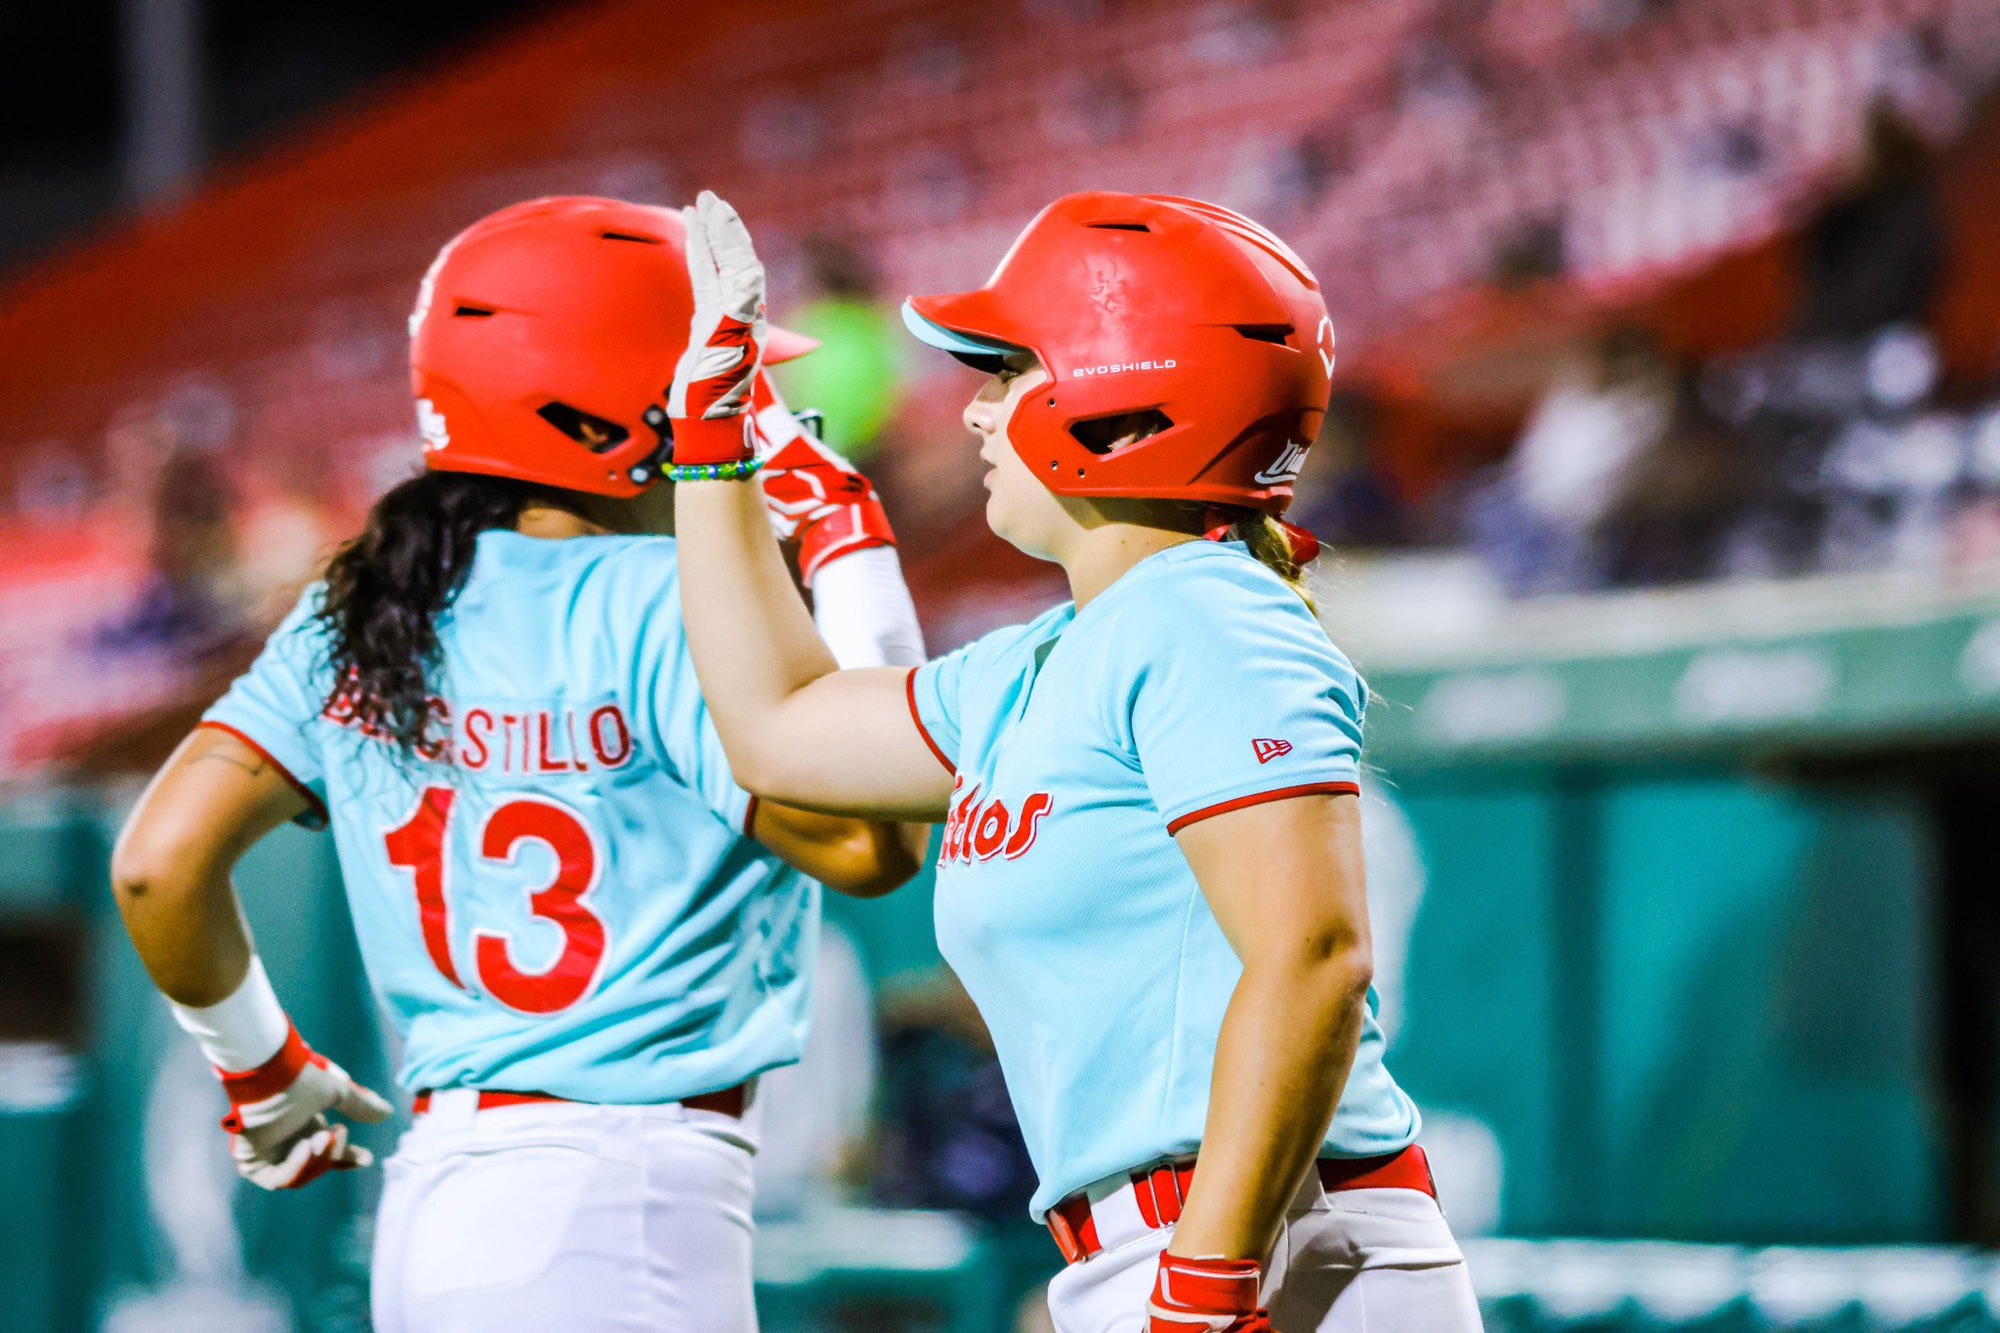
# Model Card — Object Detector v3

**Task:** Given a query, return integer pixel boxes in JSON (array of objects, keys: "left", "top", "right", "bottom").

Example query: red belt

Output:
[
  {"left": 1047, "top": 1145, "right": 1436, "bottom": 1265},
  {"left": 411, "top": 1081, "right": 752, "bottom": 1119}
]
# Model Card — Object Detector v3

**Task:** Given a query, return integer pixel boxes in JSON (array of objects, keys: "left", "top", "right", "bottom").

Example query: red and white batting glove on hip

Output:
[
  {"left": 219, "top": 1024, "right": 393, "bottom": 1191},
  {"left": 668, "top": 190, "right": 767, "bottom": 467},
  {"left": 1149, "top": 1255, "right": 1273, "bottom": 1333},
  {"left": 751, "top": 373, "right": 897, "bottom": 586},
  {"left": 171, "top": 958, "right": 390, "bottom": 1192}
]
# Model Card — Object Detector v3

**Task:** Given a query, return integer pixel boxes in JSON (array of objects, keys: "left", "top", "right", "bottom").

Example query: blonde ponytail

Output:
[{"left": 1230, "top": 514, "right": 1316, "bottom": 612}]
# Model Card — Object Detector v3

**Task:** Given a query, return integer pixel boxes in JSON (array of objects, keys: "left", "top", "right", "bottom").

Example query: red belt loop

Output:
[
  {"left": 1047, "top": 1145, "right": 1434, "bottom": 1265},
  {"left": 1047, "top": 1194, "right": 1098, "bottom": 1265}
]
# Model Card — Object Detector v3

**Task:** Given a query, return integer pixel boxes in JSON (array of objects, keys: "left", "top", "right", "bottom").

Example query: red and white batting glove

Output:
[
  {"left": 171, "top": 958, "right": 392, "bottom": 1192},
  {"left": 220, "top": 1025, "right": 393, "bottom": 1191},
  {"left": 751, "top": 373, "right": 897, "bottom": 586},
  {"left": 668, "top": 190, "right": 767, "bottom": 468},
  {"left": 1148, "top": 1255, "right": 1273, "bottom": 1333}
]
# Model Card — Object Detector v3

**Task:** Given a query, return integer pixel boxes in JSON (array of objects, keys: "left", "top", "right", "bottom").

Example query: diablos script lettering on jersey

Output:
[{"left": 939, "top": 777, "right": 1054, "bottom": 866}]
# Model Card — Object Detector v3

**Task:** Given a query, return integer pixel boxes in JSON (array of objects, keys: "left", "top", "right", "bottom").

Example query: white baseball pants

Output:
[
  {"left": 370, "top": 1091, "right": 759, "bottom": 1332},
  {"left": 1046, "top": 1180, "right": 1483, "bottom": 1333}
]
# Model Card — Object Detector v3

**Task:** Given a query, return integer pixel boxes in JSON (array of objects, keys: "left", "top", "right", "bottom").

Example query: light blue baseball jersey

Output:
[
  {"left": 203, "top": 530, "right": 816, "bottom": 1104},
  {"left": 909, "top": 539, "right": 1419, "bottom": 1219}
]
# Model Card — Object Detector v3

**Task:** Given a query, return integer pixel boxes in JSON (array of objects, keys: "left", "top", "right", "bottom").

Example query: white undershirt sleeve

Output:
[
  {"left": 810, "top": 546, "right": 927, "bottom": 670},
  {"left": 168, "top": 955, "right": 291, "bottom": 1072}
]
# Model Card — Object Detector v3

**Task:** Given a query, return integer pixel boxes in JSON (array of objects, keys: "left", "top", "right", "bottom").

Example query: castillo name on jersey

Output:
[{"left": 324, "top": 690, "right": 636, "bottom": 777}]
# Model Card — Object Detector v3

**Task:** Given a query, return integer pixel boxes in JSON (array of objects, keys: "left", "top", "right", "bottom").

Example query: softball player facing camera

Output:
[
  {"left": 670, "top": 190, "right": 1483, "bottom": 1332},
  {"left": 110, "top": 195, "right": 927, "bottom": 1332}
]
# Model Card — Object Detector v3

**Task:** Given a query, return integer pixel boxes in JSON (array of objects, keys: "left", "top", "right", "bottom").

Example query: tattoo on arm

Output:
[{"left": 191, "top": 743, "right": 267, "bottom": 779}]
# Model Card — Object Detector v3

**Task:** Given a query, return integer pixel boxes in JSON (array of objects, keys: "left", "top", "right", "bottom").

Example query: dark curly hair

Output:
[{"left": 315, "top": 471, "right": 542, "bottom": 754}]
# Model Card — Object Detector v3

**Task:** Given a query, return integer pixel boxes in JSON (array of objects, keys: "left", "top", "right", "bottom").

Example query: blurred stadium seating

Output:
[{"left": 9, "top": 0, "right": 2000, "bottom": 1329}]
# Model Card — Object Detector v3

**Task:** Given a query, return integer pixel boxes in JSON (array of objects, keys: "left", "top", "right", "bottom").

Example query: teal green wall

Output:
[{"left": 1391, "top": 768, "right": 1944, "bottom": 1243}]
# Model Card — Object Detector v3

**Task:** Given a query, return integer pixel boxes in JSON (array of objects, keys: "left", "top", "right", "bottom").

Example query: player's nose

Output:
[{"left": 963, "top": 379, "right": 1006, "bottom": 441}]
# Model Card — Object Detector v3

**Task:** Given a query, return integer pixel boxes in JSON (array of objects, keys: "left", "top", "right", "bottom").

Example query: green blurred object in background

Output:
[{"left": 772, "top": 297, "right": 904, "bottom": 462}]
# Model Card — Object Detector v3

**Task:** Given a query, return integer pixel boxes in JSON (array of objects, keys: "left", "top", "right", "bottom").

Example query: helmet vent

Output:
[
  {"left": 537, "top": 402, "right": 632, "bottom": 454},
  {"left": 1088, "top": 222, "right": 1153, "bottom": 233},
  {"left": 1069, "top": 408, "right": 1173, "bottom": 455},
  {"left": 599, "top": 231, "right": 662, "bottom": 244},
  {"left": 1234, "top": 324, "right": 1294, "bottom": 346},
  {"left": 453, "top": 305, "right": 495, "bottom": 317}
]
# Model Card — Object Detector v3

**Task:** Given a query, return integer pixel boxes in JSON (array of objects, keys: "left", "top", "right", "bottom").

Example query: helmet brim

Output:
[{"left": 901, "top": 300, "right": 1026, "bottom": 371}]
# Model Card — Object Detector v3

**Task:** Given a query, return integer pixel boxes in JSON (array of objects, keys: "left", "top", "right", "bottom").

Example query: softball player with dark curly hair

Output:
[{"left": 109, "top": 195, "right": 929, "bottom": 1332}]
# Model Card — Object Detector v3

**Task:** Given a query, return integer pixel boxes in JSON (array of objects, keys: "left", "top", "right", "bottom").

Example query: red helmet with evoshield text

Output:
[
  {"left": 408, "top": 196, "right": 817, "bottom": 497},
  {"left": 903, "top": 192, "right": 1334, "bottom": 514}
]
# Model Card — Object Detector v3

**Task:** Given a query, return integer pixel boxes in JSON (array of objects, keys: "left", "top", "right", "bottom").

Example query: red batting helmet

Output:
[
  {"left": 903, "top": 192, "right": 1334, "bottom": 514},
  {"left": 409, "top": 196, "right": 817, "bottom": 497}
]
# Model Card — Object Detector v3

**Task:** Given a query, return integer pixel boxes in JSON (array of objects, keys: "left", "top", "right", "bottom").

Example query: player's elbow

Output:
[
  {"left": 109, "top": 823, "right": 192, "bottom": 914},
  {"left": 1307, "top": 935, "right": 1375, "bottom": 1011},
  {"left": 727, "top": 737, "right": 800, "bottom": 808},
  {"left": 817, "top": 821, "right": 923, "bottom": 899},
  {"left": 1249, "top": 925, "right": 1374, "bottom": 1011}
]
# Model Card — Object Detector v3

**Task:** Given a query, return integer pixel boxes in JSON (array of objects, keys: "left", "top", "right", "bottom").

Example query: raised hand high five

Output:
[{"left": 669, "top": 191, "right": 767, "bottom": 469}]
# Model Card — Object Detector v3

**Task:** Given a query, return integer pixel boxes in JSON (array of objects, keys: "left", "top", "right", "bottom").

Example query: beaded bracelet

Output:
[{"left": 667, "top": 456, "right": 764, "bottom": 483}]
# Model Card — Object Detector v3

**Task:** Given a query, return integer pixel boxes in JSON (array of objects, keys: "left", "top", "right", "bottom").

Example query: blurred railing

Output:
[{"left": 1471, "top": 1238, "right": 2000, "bottom": 1331}]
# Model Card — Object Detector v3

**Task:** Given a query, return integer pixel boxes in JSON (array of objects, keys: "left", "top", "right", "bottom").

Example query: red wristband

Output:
[
  {"left": 1151, "top": 1255, "right": 1264, "bottom": 1326},
  {"left": 672, "top": 413, "right": 754, "bottom": 468},
  {"left": 217, "top": 1024, "right": 316, "bottom": 1105}
]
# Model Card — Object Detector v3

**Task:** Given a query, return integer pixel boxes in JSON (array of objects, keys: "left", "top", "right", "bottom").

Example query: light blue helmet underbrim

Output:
[{"left": 900, "top": 301, "right": 1022, "bottom": 358}]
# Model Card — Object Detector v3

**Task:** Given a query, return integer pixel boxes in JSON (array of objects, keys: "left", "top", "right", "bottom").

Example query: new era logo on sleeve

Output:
[{"left": 1252, "top": 738, "right": 1292, "bottom": 764}]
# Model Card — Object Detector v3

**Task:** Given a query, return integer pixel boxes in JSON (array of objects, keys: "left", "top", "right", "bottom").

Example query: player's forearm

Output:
[
  {"left": 111, "top": 849, "right": 254, "bottom": 1006},
  {"left": 826, "top": 819, "right": 930, "bottom": 898},
  {"left": 1171, "top": 946, "right": 1372, "bottom": 1260},
  {"left": 675, "top": 476, "right": 842, "bottom": 784}
]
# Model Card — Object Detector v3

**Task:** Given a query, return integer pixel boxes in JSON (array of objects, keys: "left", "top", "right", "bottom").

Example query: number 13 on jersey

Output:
[{"left": 384, "top": 786, "right": 609, "bottom": 1014}]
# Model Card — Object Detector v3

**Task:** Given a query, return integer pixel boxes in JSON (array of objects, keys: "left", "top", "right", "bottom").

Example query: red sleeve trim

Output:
[
  {"left": 1165, "top": 781, "right": 1360, "bottom": 836},
  {"left": 904, "top": 668, "right": 955, "bottom": 775},
  {"left": 742, "top": 794, "right": 761, "bottom": 837},
  {"left": 197, "top": 722, "right": 328, "bottom": 822}
]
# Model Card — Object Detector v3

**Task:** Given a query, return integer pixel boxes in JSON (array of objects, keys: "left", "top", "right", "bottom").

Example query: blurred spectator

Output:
[
  {"left": 870, "top": 975, "right": 1036, "bottom": 1221},
  {"left": 1293, "top": 393, "right": 1409, "bottom": 550},
  {"left": 1599, "top": 376, "right": 1748, "bottom": 588},
  {"left": 1465, "top": 330, "right": 1674, "bottom": 596},
  {"left": 772, "top": 237, "right": 906, "bottom": 462},
  {"left": 92, "top": 393, "right": 249, "bottom": 659},
  {"left": 1795, "top": 110, "right": 1943, "bottom": 341},
  {"left": 93, "top": 445, "right": 242, "bottom": 657}
]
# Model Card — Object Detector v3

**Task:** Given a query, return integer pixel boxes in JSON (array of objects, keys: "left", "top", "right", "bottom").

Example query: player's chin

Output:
[{"left": 985, "top": 491, "right": 1057, "bottom": 563}]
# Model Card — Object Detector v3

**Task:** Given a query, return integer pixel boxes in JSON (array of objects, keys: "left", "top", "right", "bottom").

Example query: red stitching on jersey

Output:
[
  {"left": 1164, "top": 781, "right": 1360, "bottom": 835},
  {"left": 197, "top": 722, "right": 328, "bottom": 822},
  {"left": 905, "top": 668, "right": 955, "bottom": 774}
]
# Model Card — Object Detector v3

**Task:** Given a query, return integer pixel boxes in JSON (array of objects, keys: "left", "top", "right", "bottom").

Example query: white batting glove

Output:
[
  {"left": 218, "top": 1025, "right": 393, "bottom": 1191},
  {"left": 668, "top": 190, "right": 768, "bottom": 467}
]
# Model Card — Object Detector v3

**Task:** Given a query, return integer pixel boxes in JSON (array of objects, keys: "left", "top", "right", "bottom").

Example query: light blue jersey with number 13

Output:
[{"left": 203, "top": 530, "right": 816, "bottom": 1104}]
